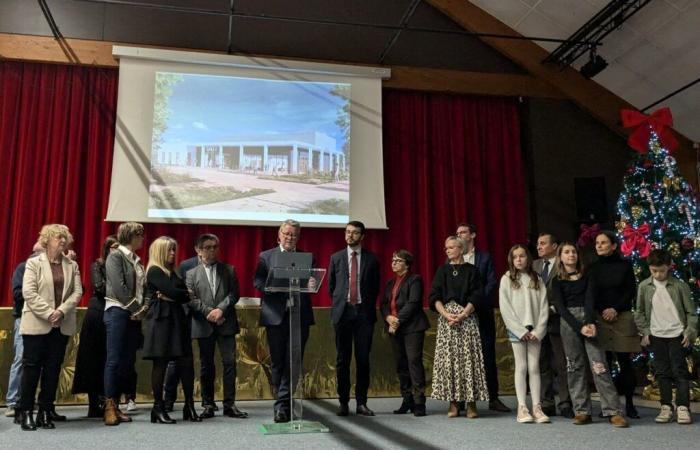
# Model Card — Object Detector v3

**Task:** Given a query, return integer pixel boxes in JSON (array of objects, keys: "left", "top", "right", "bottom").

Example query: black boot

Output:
[
  {"left": 13, "top": 408, "right": 22, "bottom": 425},
  {"left": 393, "top": 397, "right": 414, "bottom": 414},
  {"left": 150, "top": 403, "right": 176, "bottom": 424},
  {"left": 625, "top": 397, "right": 640, "bottom": 419},
  {"left": 413, "top": 404, "right": 427, "bottom": 417},
  {"left": 87, "top": 401, "right": 104, "bottom": 418},
  {"left": 20, "top": 410, "right": 37, "bottom": 431},
  {"left": 35, "top": 408, "right": 56, "bottom": 429},
  {"left": 183, "top": 399, "right": 202, "bottom": 422}
]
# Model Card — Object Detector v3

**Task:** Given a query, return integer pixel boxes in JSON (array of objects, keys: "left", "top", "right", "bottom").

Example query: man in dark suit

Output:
[
  {"left": 533, "top": 232, "right": 573, "bottom": 418},
  {"left": 329, "top": 220, "right": 380, "bottom": 417},
  {"left": 163, "top": 251, "right": 200, "bottom": 412},
  {"left": 254, "top": 219, "right": 315, "bottom": 423},
  {"left": 456, "top": 222, "right": 510, "bottom": 413},
  {"left": 186, "top": 233, "right": 247, "bottom": 419}
]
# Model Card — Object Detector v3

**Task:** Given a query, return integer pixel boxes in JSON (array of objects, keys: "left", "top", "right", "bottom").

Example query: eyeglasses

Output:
[
  {"left": 202, "top": 245, "right": 219, "bottom": 251},
  {"left": 391, "top": 258, "right": 406, "bottom": 264}
]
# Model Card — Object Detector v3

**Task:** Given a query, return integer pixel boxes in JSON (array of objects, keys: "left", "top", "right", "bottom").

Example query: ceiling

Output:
[
  {"left": 470, "top": 0, "right": 700, "bottom": 141},
  {"left": 1, "top": 0, "right": 698, "bottom": 141}
]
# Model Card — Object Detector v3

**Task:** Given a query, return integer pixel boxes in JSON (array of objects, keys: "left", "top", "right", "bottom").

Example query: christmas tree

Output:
[{"left": 616, "top": 108, "right": 700, "bottom": 367}]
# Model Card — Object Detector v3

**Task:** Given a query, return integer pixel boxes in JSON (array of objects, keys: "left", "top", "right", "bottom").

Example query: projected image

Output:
[{"left": 148, "top": 72, "right": 350, "bottom": 223}]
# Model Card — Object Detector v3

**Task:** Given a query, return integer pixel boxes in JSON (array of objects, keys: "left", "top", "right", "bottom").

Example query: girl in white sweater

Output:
[{"left": 499, "top": 245, "right": 550, "bottom": 424}]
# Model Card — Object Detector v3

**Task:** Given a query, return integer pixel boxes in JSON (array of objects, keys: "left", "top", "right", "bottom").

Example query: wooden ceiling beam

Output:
[
  {"left": 0, "top": 32, "right": 562, "bottom": 98},
  {"left": 424, "top": 0, "right": 698, "bottom": 187}
]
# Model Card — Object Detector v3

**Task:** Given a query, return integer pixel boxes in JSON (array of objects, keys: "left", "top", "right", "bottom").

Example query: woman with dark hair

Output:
[
  {"left": 587, "top": 230, "right": 641, "bottom": 419},
  {"left": 143, "top": 236, "right": 200, "bottom": 424},
  {"left": 72, "top": 235, "right": 118, "bottom": 418},
  {"left": 551, "top": 242, "right": 628, "bottom": 428},
  {"left": 380, "top": 249, "right": 429, "bottom": 417},
  {"left": 429, "top": 236, "right": 489, "bottom": 419}
]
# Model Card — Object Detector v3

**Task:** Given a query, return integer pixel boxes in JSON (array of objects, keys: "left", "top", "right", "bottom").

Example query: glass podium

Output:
[{"left": 260, "top": 263, "right": 329, "bottom": 435}]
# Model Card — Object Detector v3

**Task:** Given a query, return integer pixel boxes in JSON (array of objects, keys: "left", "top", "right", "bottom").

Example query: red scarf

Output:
[{"left": 390, "top": 273, "right": 407, "bottom": 317}]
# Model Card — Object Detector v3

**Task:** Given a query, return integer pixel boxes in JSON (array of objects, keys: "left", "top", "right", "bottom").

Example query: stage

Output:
[{"left": 2, "top": 397, "right": 698, "bottom": 449}]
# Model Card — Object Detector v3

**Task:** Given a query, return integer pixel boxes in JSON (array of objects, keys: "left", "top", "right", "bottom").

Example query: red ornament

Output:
[
  {"left": 620, "top": 107, "right": 679, "bottom": 154},
  {"left": 643, "top": 160, "right": 653, "bottom": 169},
  {"left": 681, "top": 238, "right": 694, "bottom": 250}
]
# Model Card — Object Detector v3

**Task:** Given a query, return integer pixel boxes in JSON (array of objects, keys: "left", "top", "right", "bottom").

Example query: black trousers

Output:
[
  {"left": 540, "top": 331, "right": 572, "bottom": 410},
  {"left": 476, "top": 308, "right": 499, "bottom": 399},
  {"left": 151, "top": 355, "right": 194, "bottom": 404},
  {"left": 335, "top": 305, "right": 374, "bottom": 405},
  {"left": 266, "top": 319, "right": 310, "bottom": 414},
  {"left": 163, "top": 360, "right": 179, "bottom": 403},
  {"left": 20, "top": 328, "right": 69, "bottom": 411},
  {"left": 650, "top": 335, "right": 690, "bottom": 408},
  {"left": 390, "top": 330, "right": 426, "bottom": 405},
  {"left": 198, "top": 332, "right": 237, "bottom": 408}
]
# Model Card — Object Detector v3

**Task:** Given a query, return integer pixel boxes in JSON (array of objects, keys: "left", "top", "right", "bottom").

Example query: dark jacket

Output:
[
  {"left": 105, "top": 249, "right": 144, "bottom": 313},
  {"left": 328, "top": 247, "right": 380, "bottom": 325},
  {"left": 587, "top": 253, "right": 637, "bottom": 313},
  {"left": 380, "top": 273, "right": 429, "bottom": 334},
  {"left": 428, "top": 263, "right": 484, "bottom": 312},
  {"left": 254, "top": 247, "right": 315, "bottom": 327},
  {"left": 142, "top": 266, "right": 192, "bottom": 359},
  {"left": 473, "top": 250, "right": 497, "bottom": 307},
  {"left": 11, "top": 261, "right": 26, "bottom": 318}
]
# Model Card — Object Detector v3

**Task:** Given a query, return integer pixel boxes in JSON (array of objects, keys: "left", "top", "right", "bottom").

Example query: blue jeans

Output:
[
  {"left": 5, "top": 318, "right": 23, "bottom": 408},
  {"left": 103, "top": 307, "right": 140, "bottom": 400}
]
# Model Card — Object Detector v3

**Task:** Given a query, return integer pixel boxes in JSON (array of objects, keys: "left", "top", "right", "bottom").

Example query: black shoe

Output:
[
  {"left": 163, "top": 400, "right": 175, "bottom": 413},
  {"left": 200, "top": 406, "right": 216, "bottom": 419},
  {"left": 560, "top": 407, "right": 575, "bottom": 419},
  {"left": 356, "top": 404, "right": 375, "bottom": 416},
  {"left": 13, "top": 408, "right": 22, "bottom": 425},
  {"left": 626, "top": 405, "right": 640, "bottom": 419},
  {"left": 393, "top": 398, "right": 414, "bottom": 414},
  {"left": 541, "top": 405, "right": 556, "bottom": 417},
  {"left": 183, "top": 401, "right": 201, "bottom": 422},
  {"left": 150, "top": 405, "right": 176, "bottom": 424},
  {"left": 337, "top": 403, "right": 349, "bottom": 417},
  {"left": 489, "top": 398, "right": 512, "bottom": 413},
  {"left": 20, "top": 410, "right": 37, "bottom": 431},
  {"left": 47, "top": 408, "right": 67, "bottom": 422},
  {"left": 35, "top": 409, "right": 55, "bottom": 429},
  {"left": 223, "top": 405, "right": 248, "bottom": 418},
  {"left": 87, "top": 403, "right": 104, "bottom": 418},
  {"left": 413, "top": 404, "right": 427, "bottom": 417},
  {"left": 274, "top": 410, "right": 289, "bottom": 423}
]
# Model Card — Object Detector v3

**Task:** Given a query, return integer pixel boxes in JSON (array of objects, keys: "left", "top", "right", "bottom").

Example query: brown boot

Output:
[
  {"left": 609, "top": 414, "right": 629, "bottom": 428},
  {"left": 104, "top": 399, "right": 119, "bottom": 426},
  {"left": 447, "top": 402, "right": 459, "bottom": 418},
  {"left": 573, "top": 414, "right": 592, "bottom": 425},
  {"left": 115, "top": 404, "right": 132, "bottom": 423},
  {"left": 466, "top": 402, "right": 479, "bottom": 419}
]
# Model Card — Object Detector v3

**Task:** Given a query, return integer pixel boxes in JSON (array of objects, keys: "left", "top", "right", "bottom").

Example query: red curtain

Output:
[{"left": 0, "top": 61, "right": 526, "bottom": 308}]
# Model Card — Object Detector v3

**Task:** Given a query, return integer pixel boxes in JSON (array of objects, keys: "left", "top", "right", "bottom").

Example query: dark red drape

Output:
[{"left": 0, "top": 61, "right": 526, "bottom": 308}]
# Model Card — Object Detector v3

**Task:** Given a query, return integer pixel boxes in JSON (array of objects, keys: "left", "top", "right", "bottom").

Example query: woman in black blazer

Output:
[
  {"left": 380, "top": 249, "right": 430, "bottom": 417},
  {"left": 142, "top": 236, "right": 200, "bottom": 424}
]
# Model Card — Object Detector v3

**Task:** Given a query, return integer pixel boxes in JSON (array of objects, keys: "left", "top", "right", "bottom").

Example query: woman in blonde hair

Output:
[
  {"left": 142, "top": 236, "right": 200, "bottom": 424},
  {"left": 19, "top": 224, "right": 82, "bottom": 430}
]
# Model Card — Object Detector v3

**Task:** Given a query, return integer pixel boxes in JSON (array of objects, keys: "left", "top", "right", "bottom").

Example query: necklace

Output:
[{"left": 451, "top": 264, "right": 460, "bottom": 276}]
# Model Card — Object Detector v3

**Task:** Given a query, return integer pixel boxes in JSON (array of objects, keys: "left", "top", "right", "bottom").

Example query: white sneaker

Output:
[
  {"left": 677, "top": 406, "right": 692, "bottom": 425},
  {"left": 516, "top": 404, "right": 534, "bottom": 423},
  {"left": 655, "top": 405, "right": 673, "bottom": 423},
  {"left": 532, "top": 404, "right": 551, "bottom": 424},
  {"left": 126, "top": 400, "right": 138, "bottom": 412}
]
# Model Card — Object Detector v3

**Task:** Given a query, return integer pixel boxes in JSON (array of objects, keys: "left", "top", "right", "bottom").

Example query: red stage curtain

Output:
[{"left": 1, "top": 61, "right": 526, "bottom": 308}]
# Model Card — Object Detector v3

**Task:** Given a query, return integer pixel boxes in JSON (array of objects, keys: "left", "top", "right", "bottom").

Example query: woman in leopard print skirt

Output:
[{"left": 429, "top": 236, "right": 489, "bottom": 418}]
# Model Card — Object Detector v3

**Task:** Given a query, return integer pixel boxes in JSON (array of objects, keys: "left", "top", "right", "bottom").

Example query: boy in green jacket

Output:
[{"left": 634, "top": 249, "right": 697, "bottom": 425}]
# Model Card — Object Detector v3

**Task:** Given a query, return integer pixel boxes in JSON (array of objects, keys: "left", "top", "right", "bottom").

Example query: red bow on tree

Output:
[
  {"left": 620, "top": 223, "right": 652, "bottom": 258},
  {"left": 577, "top": 223, "right": 601, "bottom": 247},
  {"left": 620, "top": 107, "right": 678, "bottom": 154}
]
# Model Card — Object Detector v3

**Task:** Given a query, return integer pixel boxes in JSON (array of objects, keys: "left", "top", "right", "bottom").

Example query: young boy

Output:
[{"left": 634, "top": 249, "right": 697, "bottom": 424}]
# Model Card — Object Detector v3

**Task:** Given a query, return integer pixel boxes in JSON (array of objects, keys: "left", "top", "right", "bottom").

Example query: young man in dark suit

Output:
[
  {"left": 254, "top": 219, "right": 316, "bottom": 423},
  {"left": 329, "top": 220, "right": 380, "bottom": 417},
  {"left": 533, "top": 232, "right": 573, "bottom": 418},
  {"left": 186, "top": 233, "right": 246, "bottom": 419},
  {"left": 456, "top": 222, "right": 510, "bottom": 413}
]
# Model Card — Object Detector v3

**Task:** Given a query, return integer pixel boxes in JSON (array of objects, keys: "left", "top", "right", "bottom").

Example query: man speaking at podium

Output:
[{"left": 254, "top": 219, "right": 316, "bottom": 424}]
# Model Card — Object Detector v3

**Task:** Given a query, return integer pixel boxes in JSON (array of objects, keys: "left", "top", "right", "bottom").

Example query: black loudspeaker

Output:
[{"left": 574, "top": 177, "right": 608, "bottom": 222}]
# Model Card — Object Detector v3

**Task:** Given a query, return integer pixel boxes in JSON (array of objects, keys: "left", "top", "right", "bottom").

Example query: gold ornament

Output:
[
  {"left": 663, "top": 176, "right": 673, "bottom": 188},
  {"left": 634, "top": 266, "right": 643, "bottom": 276},
  {"left": 667, "top": 242, "right": 681, "bottom": 258},
  {"left": 695, "top": 237, "right": 700, "bottom": 249},
  {"left": 615, "top": 220, "right": 627, "bottom": 233},
  {"left": 631, "top": 206, "right": 643, "bottom": 220},
  {"left": 689, "top": 277, "right": 697, "bottom": 285}
]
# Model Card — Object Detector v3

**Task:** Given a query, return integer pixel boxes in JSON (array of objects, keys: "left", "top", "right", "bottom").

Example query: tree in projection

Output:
[{"left": 152, "top": 72, "right": 184, "bottom": 161}]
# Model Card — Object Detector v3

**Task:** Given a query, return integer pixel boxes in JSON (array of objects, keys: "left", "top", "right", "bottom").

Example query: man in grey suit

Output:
[
  {"left": 533, "top": 232, "right": 573, "bottom": 418},
  {"left": 186, "top": 233, "right": 247, "bottom": 419},
  {"left": 329, "top": 220, "right": 380, "bottom": 417},
  {"left": 254, "top": 220, "right": 315, "bottom": 423}
]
